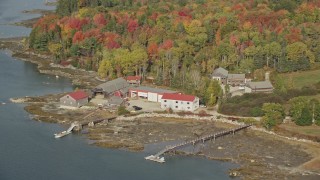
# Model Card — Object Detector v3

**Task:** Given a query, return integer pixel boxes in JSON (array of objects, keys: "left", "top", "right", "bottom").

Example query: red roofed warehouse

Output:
[
  {"left": 60, "top": 90, "right": 89, "bottom": 107},
  {"left": 160, "top": 93, "right": 199, "bottom": 111}
]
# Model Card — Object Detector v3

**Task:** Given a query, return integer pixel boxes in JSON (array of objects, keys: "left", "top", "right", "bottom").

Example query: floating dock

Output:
[{"left": 145, "top": 155, "right": 165, "bottom": 163}]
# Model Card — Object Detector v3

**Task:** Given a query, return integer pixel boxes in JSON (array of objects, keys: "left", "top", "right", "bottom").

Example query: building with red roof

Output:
[
  {"left": 160, "top": 93, "right": 199, "bottom": 111},
  {"left": 60, "top": 90, "right": 89, "bottom": 107},
  {"left": 126, "top": 76, "right": 142, "bottom": 85}
]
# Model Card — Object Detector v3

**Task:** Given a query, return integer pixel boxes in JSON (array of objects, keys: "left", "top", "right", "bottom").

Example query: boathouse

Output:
[{"left": 60, "top": 91, "right": 89, "bottom": 107}]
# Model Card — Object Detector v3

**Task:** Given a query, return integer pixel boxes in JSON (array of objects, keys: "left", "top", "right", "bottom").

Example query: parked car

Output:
[{"left": 132, "top": 105, "right": 142, "bottom": 111}]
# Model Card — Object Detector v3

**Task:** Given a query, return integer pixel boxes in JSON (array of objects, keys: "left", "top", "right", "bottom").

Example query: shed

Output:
[{"left": 60, "top": 91, "right": 89, "bottom": 107}]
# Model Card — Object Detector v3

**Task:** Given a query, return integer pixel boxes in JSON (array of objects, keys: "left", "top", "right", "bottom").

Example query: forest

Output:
[{"left": 28, "top": 0, "right": 320, "bottom": 108}]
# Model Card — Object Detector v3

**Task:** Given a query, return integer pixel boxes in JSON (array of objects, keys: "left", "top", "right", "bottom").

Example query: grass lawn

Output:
[
  {"left": 279, "top": 123, "right": 320, "bottom": 137},
  {"left": 279, "top": 69, "right": 320, "bottom": 89}
]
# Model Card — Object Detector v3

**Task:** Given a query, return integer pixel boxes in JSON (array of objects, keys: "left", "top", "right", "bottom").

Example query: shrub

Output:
[
  {"left": 250, "top": 107, "right": 264, "bottom": 117},
  {"left": 117, "top": 106, "right": 130, "bottom": 115}
]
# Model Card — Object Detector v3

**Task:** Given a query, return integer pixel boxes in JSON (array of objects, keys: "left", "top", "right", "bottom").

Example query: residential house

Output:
[
  {"left": 126, "top": 76, "right": 142, "bottom": 85},
  {"left": 60, "top": 91, "right": 88, "bottom": 107},
  {"left": 245, "top": 81, "right": 274, "bottom": 93},
  {"left": 160, "top": 93, "right": 199, "bottom": 111},
  {"left": 227, "top": 74, "right": 246, "bottom": 86},
  {"left": 129, "top": 86, "right": 176, "bottom": 102},
  {"left": 93, "top": 77, "right": 131, "bottom": 98},
  {"left": 212, "top": 67, "right": 228, "bottom": 84}
]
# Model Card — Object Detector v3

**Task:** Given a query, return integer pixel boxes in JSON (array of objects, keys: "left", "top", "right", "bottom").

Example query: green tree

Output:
[
  {"left": 205, "top": 80, "right": 222, "bottom": 106},
  {"left": 289, "top": 96, "right": 309, "bottom": 122},
  {"left": 261, "top": 103, "right": 285, "bottom": 130},
  {"left": 296, "top": 106, "right": 313, "bottom": 126}
]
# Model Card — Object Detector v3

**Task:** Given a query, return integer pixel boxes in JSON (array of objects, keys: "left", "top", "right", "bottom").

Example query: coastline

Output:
[{"left": 1, "top": 11, "right": 320, "bottom": 180}]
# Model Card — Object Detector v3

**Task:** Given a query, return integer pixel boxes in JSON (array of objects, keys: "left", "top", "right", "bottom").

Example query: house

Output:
[
  {"left": 227, "top": 74, "right": 246, "bottom": 86},
  {"left": 160, "top": 93, "right": 199, "bottom": 111},
  {"left": 129, "top": 86, "right": 176, "bottom": 102},
  {"left": 126, "top": 76, "right": 142, "bottom": 85},
  {"left": 212, "top": 67, "right": 228, "bottom": 84},
  {"left": 60, "top": 91, "right": 88, "bottom": 107},
  {"left": 245, "top": 81, "right": 274, "bottom": 93},
  {"left": 93, "top": 77, "right": 131, "bottom": 98}
]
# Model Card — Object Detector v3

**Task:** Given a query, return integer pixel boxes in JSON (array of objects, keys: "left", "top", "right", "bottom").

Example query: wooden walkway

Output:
[
  {"left": 54, "top": 116, "right": 116, "bottom": 138},
  {"left": 146, "top": 124, "right": 252, "bottom": 162}
]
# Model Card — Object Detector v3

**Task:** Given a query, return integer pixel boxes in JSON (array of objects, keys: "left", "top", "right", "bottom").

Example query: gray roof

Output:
[
  {"left": 247, "top": 81, "right": 273, "bottom": 89},
  {"left": 130, "top": 86, "right": 176, "bottom": 94},
  {"left": 212, "top": 67, "right": 228, "bottom": 78},
  {"left": 228, "top": 73, "right": 245, "bottom": 80},
  {"left": 96, "top": 78, "right": 131, "bottom": 94},
  {"left": 108, "top": 96, "right": 124, "bottom": 105}
]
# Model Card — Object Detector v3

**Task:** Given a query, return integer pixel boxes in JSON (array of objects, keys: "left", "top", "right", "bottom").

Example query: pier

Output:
[{"left": 145, "top": 124, "right": 252, "bottom": 163}]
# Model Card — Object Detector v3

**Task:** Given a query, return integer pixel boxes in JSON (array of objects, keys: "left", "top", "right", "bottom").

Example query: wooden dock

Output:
[
  {"left": 145, "top": 124, "right": 252, "bottom": 163},
  {"left": 54, "top": 116, "right": 116, "bottom": 138}
]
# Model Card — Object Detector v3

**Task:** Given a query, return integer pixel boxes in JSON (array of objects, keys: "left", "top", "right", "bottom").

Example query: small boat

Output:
[
  {"left": 54, "top": 131, "right": 71, "bottom": 138},
  {"left": 145, "top": 155, "right": 165, "bottom": 163}
]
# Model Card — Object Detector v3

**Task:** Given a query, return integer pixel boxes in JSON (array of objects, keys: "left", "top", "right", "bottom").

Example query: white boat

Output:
[
  {"left": 54, "top": 131, "right": 71, "bottom": 138},
  {"left": 144, "top": 155, "right": 165, "bottom": 163}
]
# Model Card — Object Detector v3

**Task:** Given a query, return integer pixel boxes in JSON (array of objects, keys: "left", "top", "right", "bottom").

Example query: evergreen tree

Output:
[{"left": 296, "top": 107, "right": 313, "bottom": 126}]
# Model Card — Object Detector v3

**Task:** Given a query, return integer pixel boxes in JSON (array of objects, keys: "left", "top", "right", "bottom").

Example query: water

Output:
[
  {"left": 0, "top": 1, "right": 237, "bottom": 179},
  {"left": 0, "top": 0, "right": 55, "bottom": 38}
]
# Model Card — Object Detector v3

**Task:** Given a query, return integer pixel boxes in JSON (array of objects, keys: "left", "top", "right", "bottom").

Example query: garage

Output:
[
  {"left": 138, "top": 91, "right": 148, "bottom": 98},
  {"left": 157, "top": 94, "right": 163, "bottom": 102},
  {"left": 129, "top": 86, "right": 177, "bottom": 102},
  {"left": 147, "top": 92, "right": 158, "bottom": 102}
]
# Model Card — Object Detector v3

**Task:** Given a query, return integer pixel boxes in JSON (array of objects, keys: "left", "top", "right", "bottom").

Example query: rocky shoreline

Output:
[{"left": 1, "top": 16, "right": 320, "bottom": 180}]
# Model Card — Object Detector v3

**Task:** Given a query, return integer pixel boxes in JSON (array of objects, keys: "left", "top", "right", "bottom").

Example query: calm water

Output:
[{"left": 0, "top": 1, "right": 237, "bottom": 179}]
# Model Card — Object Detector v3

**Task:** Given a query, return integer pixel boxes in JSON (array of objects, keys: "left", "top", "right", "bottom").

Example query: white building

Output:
[
  {"left": 129, "top": 86, "right": 176, "bottom": 102},
  {"left": 160, "top": 93, "right": 199, "bottom": 111}
]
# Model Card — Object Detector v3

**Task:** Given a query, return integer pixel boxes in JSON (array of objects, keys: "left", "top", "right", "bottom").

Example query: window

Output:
[
  {"left": 187, "top": 107, "right": 190, "bottom": 109},
  {"left": 164, "top": 100, "right": 167, "bottom": 102},
  {"left": 175, "top": 106, "right": 178, "bottom": 108},
  {"left": 164, "top": 105, "right": 167, "bottom": 107},
  {"left": 176, "top": 101, "right": 178, "bottom": 103},
  {"left": 187, "top": 102, "right": 190, "bottom": 104}
]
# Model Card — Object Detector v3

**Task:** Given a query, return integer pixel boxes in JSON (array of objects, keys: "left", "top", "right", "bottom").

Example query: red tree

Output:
[
  {"left": 127, "top": 19, "right": 139, "bottom": 33},
  {"left": 93, "top": 13, "right": 107, "bottom": 27}
]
